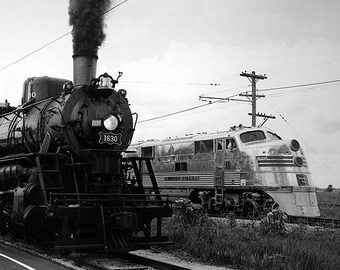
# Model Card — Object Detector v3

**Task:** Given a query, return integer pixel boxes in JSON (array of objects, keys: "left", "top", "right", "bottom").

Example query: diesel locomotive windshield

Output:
[
  {"left": 240, "top": 130, "right": 282, "bottom": 143},
  {"left": 240, "top": 130, "right": 266, "bottom": 143}
]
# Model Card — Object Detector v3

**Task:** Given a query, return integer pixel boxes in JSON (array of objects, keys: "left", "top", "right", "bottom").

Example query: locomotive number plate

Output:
[{"left": 99, "top": 132, "right": 122, "bottom": 145}]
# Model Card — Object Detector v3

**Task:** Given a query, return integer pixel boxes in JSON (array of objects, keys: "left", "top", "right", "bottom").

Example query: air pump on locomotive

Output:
[{"left": 0, "top": 54, "right": 172, "bottom": 252}]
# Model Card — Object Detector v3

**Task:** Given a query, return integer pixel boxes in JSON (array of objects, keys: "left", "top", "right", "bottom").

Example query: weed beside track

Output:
[{"left": 161, "top": 199, "right": 340, "bottom": 270}]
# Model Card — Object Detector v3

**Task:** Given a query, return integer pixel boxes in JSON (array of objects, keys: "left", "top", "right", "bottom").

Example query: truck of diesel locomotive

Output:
[
  {"left": 126, "top": 125, "right": 320, "bottom": 218},
  {"left": 0, "top": 67, "right": 172, "bottom": 252}
]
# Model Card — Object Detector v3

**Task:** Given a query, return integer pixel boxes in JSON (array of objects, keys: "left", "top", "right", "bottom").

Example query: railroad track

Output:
[
  {"left": 212, "top": 213, "right": 340, "bottom": 229},
  {"left": 318, "top": 203, "right": 340, "bottom": 208},
  {"left": 120, "top": 253, "right": 192, "bottom": 270},
  {"left": 286, "top": 216, "right": 340, "bottom": 228},
  {"left": 63, "top": 252, "right": 192, "bottom": 270},
  {"left": 0, "top": 236, "right": 192, "bottom": 270}
]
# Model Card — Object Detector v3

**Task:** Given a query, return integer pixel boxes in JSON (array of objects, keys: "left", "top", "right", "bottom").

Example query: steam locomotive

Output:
[
  {"left": 0, "top": 55, "right": 172, "bottom": 252},
  {"left": 127, "top": 125, "right": 320, "bottom": 218}
]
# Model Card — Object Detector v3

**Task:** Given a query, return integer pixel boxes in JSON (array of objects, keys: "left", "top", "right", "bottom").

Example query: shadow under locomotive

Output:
[{"left": 0, "top": 58, "right": 172, "bottom": 252}]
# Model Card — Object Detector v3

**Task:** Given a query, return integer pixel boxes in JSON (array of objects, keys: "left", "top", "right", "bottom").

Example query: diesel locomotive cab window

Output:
[
  {"left": 216, "top": 140, "right": 223, "bottom": 151},
  {"left": 267, "top": 131, "right": 282, "bottom": 140},
  {"left": 226, "top": 138, "right": 237, "bottom": 150},
  {"left": 240, "top": 131, "right": 266, "bottom": 143},
  {"left": 141, "top": 146, "right": 153, "bottom": 157},
  {"left": 195, "top": 139, "right": 213, "bottom": 153}
]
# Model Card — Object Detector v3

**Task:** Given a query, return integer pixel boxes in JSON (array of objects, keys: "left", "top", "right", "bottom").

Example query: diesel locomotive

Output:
[
  {"left": 127, "top": 125, "right": 320, "bottom": 218},
  {"left": 0, "top": 54, "right": 172, "bottom": 252}
]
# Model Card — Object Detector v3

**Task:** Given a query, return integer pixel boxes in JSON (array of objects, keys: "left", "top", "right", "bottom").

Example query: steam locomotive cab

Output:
[{"left": 128, "top": 125, "right": 320, "bottom": 218}]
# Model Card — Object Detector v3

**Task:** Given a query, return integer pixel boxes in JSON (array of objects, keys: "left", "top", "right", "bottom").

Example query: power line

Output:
[
  {"left": 138, "top": 103, "right": 212, "bottom": 123},
  {"left": 258, "top": 79, "right": 340, "bottom": 92},
  {"left": 103, "top": 0, "right": 129, "bottom": 14},
  {"left": 137, "top": 80, "right": 340, "bottom": 119},
  {"left": 139, "top": 78, "right": 340, "bottom": 124},
  {"left": 138, "top": 94, "right": 239, "bottom": 123},
  {"left": 266, "top": 83, "right": 333, "bottom": 98},
  {"left": 264, "top": 98, "right": 340, "bottom": 182},
  {"left": 0, "top": 32, "right": 71, "bottom": 72},
  {"left": 0, "top": 0, "right": 129, "bottom": 73},
  {"left": 121, "top": 81, "right": 222, "bottom": 86}
]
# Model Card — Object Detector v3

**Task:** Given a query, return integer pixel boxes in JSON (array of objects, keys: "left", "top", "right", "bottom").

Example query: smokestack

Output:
[
  {"left": 72, "top": 54, "right": 98, "bottom": 86},
  {"left": 68, "top": 0, "right": 111, "bottom": 85}
]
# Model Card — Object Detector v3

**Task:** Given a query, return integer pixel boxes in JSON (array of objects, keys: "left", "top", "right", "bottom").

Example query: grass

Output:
[
  {"left": 317, "top": 191, "right": 340, "bottom": 219},
  {"left": 161, "top": 199, "right": 340, "bottom": 270}
]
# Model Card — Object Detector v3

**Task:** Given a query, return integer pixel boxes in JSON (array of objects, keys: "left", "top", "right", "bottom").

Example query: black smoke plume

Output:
[{"left": 69, "top": 0, "right": 111, "bottom": 56}]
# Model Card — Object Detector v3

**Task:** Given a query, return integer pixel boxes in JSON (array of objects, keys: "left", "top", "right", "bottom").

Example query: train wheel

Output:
[
  {"left": 6, "top": 222, "right": 18, "bottom": 241},
  {"left": 0, "top": 219, "right": 5, "bottom": 235},
  {"left": 209, "top": 199, "right": 216, "bottom": 213},
  {"left": 264, "top": 201, "right": 274, "bottom": 215},
  {"left": 243, "top": 201, "right": 257, "bottom": 218},
  {"left": 0, "top": 208, "right": 16, "bottom": 239},
  {"left": 0, "top": 208, "right": 5, "bottom": 235}
]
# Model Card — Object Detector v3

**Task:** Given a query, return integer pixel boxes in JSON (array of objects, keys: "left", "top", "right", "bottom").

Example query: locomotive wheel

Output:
[
  {"left": 5, "top": 221, "right": 18, "bottom": 241},
  {"left": 0, "top": 209, "right": 17, "bottom": 239},
  {"left": 0, "top": 209, "right": 5, "bottom": 235}
]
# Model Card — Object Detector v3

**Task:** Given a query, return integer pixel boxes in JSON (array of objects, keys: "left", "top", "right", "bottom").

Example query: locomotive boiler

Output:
[
  {"left": 0, "top": 54, "right": 172, "bottom": 252},
  {"left": 127, "top": 125, "right": 320, "bottom": 218}
]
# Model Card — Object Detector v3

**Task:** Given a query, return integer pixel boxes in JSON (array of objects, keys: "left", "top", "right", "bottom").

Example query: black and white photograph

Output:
[{"left": 0, "top": 1, "right": 339, "bottom": 269}]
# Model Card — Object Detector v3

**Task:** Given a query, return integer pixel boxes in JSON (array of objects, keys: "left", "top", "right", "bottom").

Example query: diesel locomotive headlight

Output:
[
  {"left": 293, "top": 156, "right": 303, "bottom": 167},
  {"left": 103, "top": 115, "right": 119, "bottom": 131},
  {"left": 290, "top": 139, "right": 300, "bottom": 151}
]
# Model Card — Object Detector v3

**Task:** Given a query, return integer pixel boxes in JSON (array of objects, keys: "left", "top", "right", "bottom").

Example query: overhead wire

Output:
[
  {"left": 265, "top": 83, "right": 337, "bottom": 98},
  {"left": 137, "top": 77, "right": 340, "bottom": 182},
  {"left": 139, "top": 78, "right": 340, "bottom": 123},
  {"left": 258, "top": 79, "right": 340, "bottom": 92},
  {"left": 138, "top": 93, "right": 240, "bottom": 123},
  {"left": 0, "top": 32, "right": 71, "bottom": 72},
  {"left": 2, "top": 0, "right": 340, "bottom": 128},
  {"left": 122, "top": 81, "right": 222, "bottom": 86},
  {"left": 2, "top": 1, "right": 338, "bottom": 183},
  {"left": 0, "top": 0, "right": 129, "bottom": 73},
  {"left": 264, "top": 98, "right": 340, "bottom": 182}
]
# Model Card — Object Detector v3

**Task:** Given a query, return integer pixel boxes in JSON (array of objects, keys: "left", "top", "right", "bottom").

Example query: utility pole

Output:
[
  {"left": 240, "top": 71, "right": 267, "bottom": 127},
  {"left": 199, "top": 71, "right": 275, "bottom": 127}
]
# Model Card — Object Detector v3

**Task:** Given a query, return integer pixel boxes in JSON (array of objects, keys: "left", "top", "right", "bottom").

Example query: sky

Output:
[{"left": 1, "top": 0, "right": 340, "bottom": 188}]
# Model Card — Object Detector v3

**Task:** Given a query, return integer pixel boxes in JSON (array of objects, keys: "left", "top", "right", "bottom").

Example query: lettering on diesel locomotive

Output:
[{"left": 164, "top": 176, "right": 200, "bottom": 181}]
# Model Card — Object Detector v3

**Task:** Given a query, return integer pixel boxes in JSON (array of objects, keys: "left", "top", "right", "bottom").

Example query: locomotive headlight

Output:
[
  {"left": 103, "top": 115, "right": 119, "bottom": 131},
  {"left": 290, "top": 139, "right": 300, "bottom": 151},
  {"left": 293, "top": 156, "right": 304, "bottom": 167}
]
